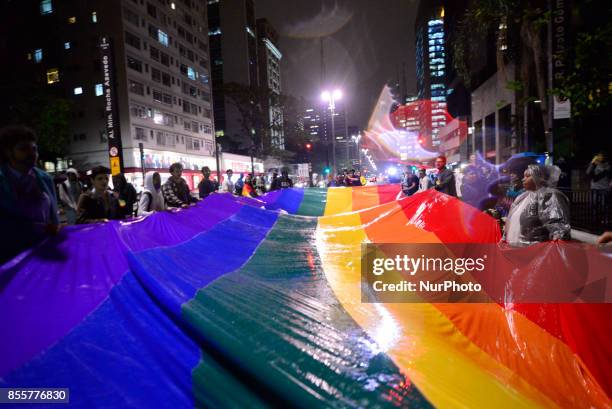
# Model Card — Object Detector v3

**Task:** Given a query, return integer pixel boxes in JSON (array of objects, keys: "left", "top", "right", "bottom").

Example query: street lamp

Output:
[{"left": 321, "top": 88, "right": 342, "bottom": 175}]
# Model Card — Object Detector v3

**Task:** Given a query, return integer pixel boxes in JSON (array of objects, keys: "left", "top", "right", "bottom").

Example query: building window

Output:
[
  {"left": 158, "top": 30, "right": 169, "bottom": 47},
  {"left": 147, "top": 3, "right": 157, "bottom": 18},
  {"left": 40, "top": 0, "right": 52, "bottom": 15},
  {"left": 161, "top": 72, "right": 171, "bottom": 87},
  {"left": 125, "top": 31, "right": 141, "bottom": 49},
  {"left": 124, "top": 7, "right": 139, "bottom": 26},
  {"left": 160, "top": 52, "right": 170, "bottom": 67},
  {"left": 68, "top": 16, "right": 76, "bottom": 24},
  {"left": 129, "top": 79, "right": 145, "bottom": 95},
  {"left": 134, "top": 127, "right": 147, "bottom": 141},
  {"left": 64, "top": 42, "right": 71, "bottom": 50},
  {"left": 91, "top": 11, "right": 98, "bottom": 23},
  {"left": 186, "top": 137, "right": 201, "bottom": 151},
  {"left": 151, "top": 67, "right": 161, "bottom": 82},
  {"left": 95, "top": 83, "right": 103, "bottom": 96},
  {"left": 187, "top": 66, "right": 196, "bottom": 80},
  {"left": 34, "top": 49, "right": 43, "bottom": 63},
  {"left": 153, "top": 89, "right": 163, "bottom": 102},
  {"left": 46, "top": 68, "right": 59, "bottom": 84},
  {"left": 127, "top": 56, "right": 143, "bottom": 72},
  {"left": 74, "top": 87, "right": 83, "bottom": 95},
  {"left": 150, "top": 46, "right": 159, "bottom": 61}
]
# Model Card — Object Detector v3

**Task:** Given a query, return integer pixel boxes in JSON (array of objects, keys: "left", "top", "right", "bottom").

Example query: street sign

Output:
[
  {"left": 100, "top": 36, "right": 124, "bottom": 173},
  {"left": 110, "top": 157, "right": 121, "bottom": 176}
]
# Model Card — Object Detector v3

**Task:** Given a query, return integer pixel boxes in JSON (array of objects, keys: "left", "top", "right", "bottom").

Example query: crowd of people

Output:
[
  {"left": 399, "top": 153, "right": 612, "bottom": 247},
  {"left": 1, "top": 125, "right": 609, "bottom": 263},
  {"left": 0, "top": 126, "right": 296, "bottom": 263},
  {"left": 326, "top": 169, "right": 366, "bottom": 187}
]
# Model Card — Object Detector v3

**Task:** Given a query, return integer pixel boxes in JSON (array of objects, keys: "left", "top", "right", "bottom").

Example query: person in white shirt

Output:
[
  {"left": 417, "top": 167, "right": 432, "bottom": 192},
  {"left": 222, "top": 169, "right": 235, "bottom": 194},
  {"left": 137, "top": 171, "right": 166, "bottom": 216}
]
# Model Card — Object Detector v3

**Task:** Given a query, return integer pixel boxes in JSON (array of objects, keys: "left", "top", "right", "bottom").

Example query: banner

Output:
[{"left": 100, "top": 36, "right": 124, "bottom": 175}]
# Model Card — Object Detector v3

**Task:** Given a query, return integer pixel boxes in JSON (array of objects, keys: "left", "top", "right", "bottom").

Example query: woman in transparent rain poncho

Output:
[{"left": 504, "top": 164, "right": 571, "bottom": 247}]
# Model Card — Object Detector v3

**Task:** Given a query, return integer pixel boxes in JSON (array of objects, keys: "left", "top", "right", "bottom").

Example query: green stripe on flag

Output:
[
  {"left": 295, "top": 188, "right": 328, "bottom": 216},
  {"left": 184, "top": 215, "right": 433, "bottom": 408}
]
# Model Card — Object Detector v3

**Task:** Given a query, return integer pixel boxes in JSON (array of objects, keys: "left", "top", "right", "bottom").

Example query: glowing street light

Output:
[{"left": 321, "top": 89, "right": 342, "bottom": 174}]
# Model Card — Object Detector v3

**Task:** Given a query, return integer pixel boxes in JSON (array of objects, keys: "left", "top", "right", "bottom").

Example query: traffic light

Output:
[
  {"left": 305, "top": 143, "right": 312, "bottom": 150},
  {"left": 324, "top": 167, "right": 331, "bottom": 174}
]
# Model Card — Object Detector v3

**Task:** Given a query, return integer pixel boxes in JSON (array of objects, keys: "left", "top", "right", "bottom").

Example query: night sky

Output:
[{"left": 255, "top": 0, "right": 419, "bottom": 129}]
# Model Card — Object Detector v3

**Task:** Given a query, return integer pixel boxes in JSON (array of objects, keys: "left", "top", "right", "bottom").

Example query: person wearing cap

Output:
[
  {"left": 504, "top": 164, "right": 571, "bottom": 246},
  {"left": 0, "top": 126, "right": 60, "bottom": 262},
  {"left": 58, "top": 168, "right": 83, "bottom": 224},
  {"left": 271, "top": 168, "right": 293, "bottom": 190},
  {"left": 77, "top": 166, "right": 122, "bottom": 223}
]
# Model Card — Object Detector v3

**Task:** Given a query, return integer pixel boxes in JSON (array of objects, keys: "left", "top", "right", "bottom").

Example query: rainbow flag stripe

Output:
[{"left": 0, "top": 186, "right": 609, "bottom": 408}]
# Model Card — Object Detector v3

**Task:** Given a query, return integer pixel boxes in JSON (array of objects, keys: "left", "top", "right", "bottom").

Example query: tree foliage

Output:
[
  {"left": 222, "top": 83, "right": 312, "bottom": 161},
  {"left": 453, "top": 0, "right": 611, "bottom": 120},
  {"left": 6, "top": 90, "right": 73, "bottom": 163},
  {"left": 552, "top": 4, "right": 611, "bottom": 116}
]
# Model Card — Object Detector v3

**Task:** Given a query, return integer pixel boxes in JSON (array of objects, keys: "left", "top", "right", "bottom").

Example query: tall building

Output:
[
  {"left": 415, "top": 1, "right": 448, "bottom": 149},
  {"left": 256, "top": 18, "right": 284, "bottom": 150},
  {"left": 0, "top": 0, "right": 215, "bottom": 188},
  {"left": 301, "top": 101, "right": 349, "bottom": 170},
  {"left": 207, "top": 0, "right": 259, "bottom": 151}
]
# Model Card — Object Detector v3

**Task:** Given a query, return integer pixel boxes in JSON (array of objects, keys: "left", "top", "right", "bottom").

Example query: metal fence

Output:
[{"left": 558, "top": 188, "right": 611, "bottom": 234}]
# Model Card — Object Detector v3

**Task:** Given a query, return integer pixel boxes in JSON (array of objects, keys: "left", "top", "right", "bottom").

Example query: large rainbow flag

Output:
[{"left": 0, "top": 185, "right": 610, "bottom": 408}]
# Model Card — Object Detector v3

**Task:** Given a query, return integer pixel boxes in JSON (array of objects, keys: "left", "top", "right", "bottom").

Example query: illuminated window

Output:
[
  {"left": 64, "top": 42, "right": 71, "bottom": 50},
  {"left": 91, "top": 11, "right": 97, "bottom": 23},
  {"left": 158, "top": 30, "right": 168, "bottom": 46},
  {"left": 46, "top": 68, "right": 60, "bottom": 84},
  {"left": 40, "top": 0, "right": 52, "bottom": 15},
  {"left": 95, "top": 83, "right": 103, "bottom": 96},
  {"left": 187, "top": 67, "right": 196, "bottom": 80},
  {"left": 34, "top": 49, "right": 43, "bottom": 63},
  {"left": 68, "top": 16, "right": 76, "bottom": 24},
  {"left": 73, "top": 87, "right": 83, "bottom": 95}
]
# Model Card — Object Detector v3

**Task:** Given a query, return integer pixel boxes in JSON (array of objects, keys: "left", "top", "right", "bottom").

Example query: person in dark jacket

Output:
[
  {"left": 234, "top": 173, "right": 245, "bottom": 195},
  {"left": 0, "top": 126, "right": 60, "bottom": 263},
  {"left": 346, "top": 169, "right": 363, "bottom": 187},
  {"left": 162, "top": 162, "right": 198, "bottom": 208},
  {"left": 401, "top": 167, "right": 419, "bottom": 196},
  {"left": 112, "top": 173, "right": 137, "bottom": 218},
  {"left": 77, "top": 166, "right": 122, "bottom": 223},
  {"left": 460, "top": 165, "right": 485, "bottom": 208},
  {"left": 432, "top": 156, "right": 456, "bottom": 197},
  {"left": 197, "top": 166, "right": 217, "bottom": 199},
  {"left": 271, "top": 168, "right": 294, "bottom": 190}
]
